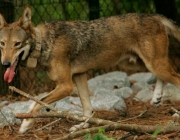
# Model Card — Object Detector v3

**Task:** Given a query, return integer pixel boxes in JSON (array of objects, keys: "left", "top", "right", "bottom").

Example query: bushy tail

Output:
[{"left": 154, "top": 15, "right": 180, "bottom": 41}]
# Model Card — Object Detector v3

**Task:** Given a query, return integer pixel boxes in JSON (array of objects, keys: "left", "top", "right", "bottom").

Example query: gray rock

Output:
[
  {"left": 162, "top": 83, "right": 180, "bottom": 101},
  {"left": 128, "top": 72, "right": 156, "bottom": 84},
  {"left": 0, "top": 108, "right": 21, "bottom": 127},
  {"left": 0, "top": 100, "right": 32, "bottom": 127},
  {"left": 57, "top": 88, "right": 127, "bottom": 113},
  {"left": 55, "top": 97, "right": 83, "bottom": 115},
  {"left": 113, "top": 100, "right": 127, "bottom": 112},
  {"left": 134, "top": 88, "right": 153, "bottom": 102},
  {"left": 114, "top": 87, "right": 133, "bottom": 99},
  {"left": 131, "top": 81, "right": 153, "bottom": 94},
  {"left": 0, "top": 101, "right": 8, "bottom": 107},
  {"left": 0, "top": 93, "right": 50, "bottom": 127},
  {"left": 91, "top": 88, "right": 126, "bottom": 111},
  {"left": 88, "top": 71, "right": 130, "bottom": 93}
]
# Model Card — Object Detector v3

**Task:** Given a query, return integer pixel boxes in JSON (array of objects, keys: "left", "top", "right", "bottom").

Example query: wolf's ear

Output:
[
  {"left": 0, "top": 14, "right": 7, "bottom": 29},
  {"left": 19, "top": 5, "right": 32, "bottom": 29}
]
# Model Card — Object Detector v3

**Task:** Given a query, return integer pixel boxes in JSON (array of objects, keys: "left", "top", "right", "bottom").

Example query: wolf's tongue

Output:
[{"left": 4, "top": 66, "right": 15, "bottom": 83}]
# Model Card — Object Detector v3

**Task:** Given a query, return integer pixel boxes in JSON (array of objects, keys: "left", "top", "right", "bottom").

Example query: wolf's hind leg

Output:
[
  {"left": 150, "top": 78, "right": 164, "bottom": 105},
  {"left": 144, "top": 57, "right": 180, "bottom": 104}
]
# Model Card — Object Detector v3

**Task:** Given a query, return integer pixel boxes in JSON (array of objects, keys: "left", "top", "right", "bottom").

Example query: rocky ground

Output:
[
  {"left": 1, "top": 72, "right": 180, "bottom": 140},
  {"left": 1, "top": 99, "right": 180, "bottom": 140}
]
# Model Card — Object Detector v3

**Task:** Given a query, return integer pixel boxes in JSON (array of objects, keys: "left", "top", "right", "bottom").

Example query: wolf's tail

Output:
[{"left": 154, "top": 15, "right": 180, "bottom": 41}]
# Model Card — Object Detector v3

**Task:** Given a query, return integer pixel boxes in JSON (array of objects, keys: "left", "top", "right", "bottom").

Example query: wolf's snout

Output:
[{"left": 2, "top": 61, "right": 11, "bottom": 68}]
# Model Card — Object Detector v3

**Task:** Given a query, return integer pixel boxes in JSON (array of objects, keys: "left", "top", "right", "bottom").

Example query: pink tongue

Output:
[{"left": 4, "top": 66, "right": 15, "bottom": 83}]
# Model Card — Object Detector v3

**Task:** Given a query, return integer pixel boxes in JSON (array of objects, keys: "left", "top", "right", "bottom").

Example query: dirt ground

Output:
[{"left": 1, "top": 94, "right": 180, "bottom": 140}]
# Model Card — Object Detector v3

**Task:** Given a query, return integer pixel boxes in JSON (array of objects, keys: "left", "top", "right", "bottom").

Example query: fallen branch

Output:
[
  {"left": 54, "top": 123, "right": 180, "bottom": 140},
  {"left": 15, "top": 111, "right": 180, "bottom": 140},
  {"left": 15, "top": 112, "right": 114, "bottom": 125}
]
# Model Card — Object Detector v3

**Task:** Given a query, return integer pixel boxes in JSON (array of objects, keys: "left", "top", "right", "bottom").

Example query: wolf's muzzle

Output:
[{"left": 2, "top": 61, "right": 11, "bottom": 68}]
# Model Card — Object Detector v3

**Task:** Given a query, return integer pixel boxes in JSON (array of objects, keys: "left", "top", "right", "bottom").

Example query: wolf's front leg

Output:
[
  {"left": 19, "top": 101, "right": 37, "bottom": 133},
  {"left": 19, "top": 82, "right": 74, "bottom": 133},
  {"left": 69, "top": 73, "right": 93, "bottom": 132},
  {"left": 73, "top": 73, "right": 93, "bottom": 117}
]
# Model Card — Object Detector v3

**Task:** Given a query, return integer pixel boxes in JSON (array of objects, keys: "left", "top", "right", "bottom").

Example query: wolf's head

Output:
[{"left": 0, "top": 5, "right": 35, "bottom": 83}]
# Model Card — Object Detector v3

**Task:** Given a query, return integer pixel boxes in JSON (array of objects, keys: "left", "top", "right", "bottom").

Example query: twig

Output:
[
  {"left": 34, "top": 134, "right": 41, "bottom": 140},
  {"left": 133, "top": 135, "right": 138, "bottom": 140},
  {"left": 70, "top": 111, "right": 95, "bottom": 133},
  {"left": 35, "top": 118, "right": 61, "bottom": 132},
  {"left": 118, "top": 109, "right": 147, "bottom": 122},
  {"left": 9, "top": 86, "right": 59, "bottom": 112},
  {"left": 0, "top": 110, "right": 13, "bottom": 132},
  {"left": 171, "top": 107, "right": 180, "bottom": 115},
  {"left": 117, "top": 132, "right": 133, "bottom": 140}
]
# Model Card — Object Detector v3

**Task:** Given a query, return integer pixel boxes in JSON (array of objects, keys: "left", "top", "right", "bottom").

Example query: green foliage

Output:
[
  {"left": 14, "top": 0, "right": 156, "bottom": 25},
  {"left": 151, "top": 129, "right": 161, "bottom": 139},
  {"left": 84, "top": 133, "right": 91, "bottom": 140},
  {"left": 100, "top": 0, "right": 155, "bottom": 17},
  {"left": 83, "top": 128, "right": 115, "bottom": 140}
]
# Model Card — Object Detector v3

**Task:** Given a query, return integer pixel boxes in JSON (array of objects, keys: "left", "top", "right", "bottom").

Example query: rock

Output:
[
  {"left": 134, "top": 88, "right": 154, "bottom": 102},
  {"left": 128, "top": 72, "right": 156, "bottom": 84},
  {"left": 0, "top": 93, "right": 50, "bottom": 127},
  {"left": 88, "top": 71, "right": 130, "bottom": 93},
  {"left": 58, "top": 88, "right": 128, "bottom": 113},
  {"left": 55, "top": 97, "right": 83, "bottom": 115},
  {"left": 91, "top": 88, "right": 126, "bottom": 111},
  {"left": 0, "top": 108, "right": 21, "bottom": 127},
  {"left": 113, "top": 100, "right": 127, "bottom": 113},
  {"left": 0, "top": 101, "right": 8, "bottom": 107},
  {"left": 0, "top": 100, "right": 32, "bottom": 127},
  {"left": 162, "top": 83, "right": 180, "bottom": 101},
  {"left": 131, "top": 81, "right": 153, "bottom": 94},
  {"left": 114, "top": 87, "right": 133, "bottom": 99}
]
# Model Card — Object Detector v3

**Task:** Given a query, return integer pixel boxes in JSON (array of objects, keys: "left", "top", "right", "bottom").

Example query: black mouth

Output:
[
  {"left": 18, "top": 51, "right": 24, "bottom": 65},
  {"left": 15, "top": 51, "right": 24, "bottom": 72}
]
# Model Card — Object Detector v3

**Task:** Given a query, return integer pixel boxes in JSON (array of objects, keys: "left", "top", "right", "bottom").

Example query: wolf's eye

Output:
[
  {"left": 14, "top": 42, "right": 21, "bottom": 47},
  {"left": 0, "top": 41, "right": 5, "bottom": 46}
]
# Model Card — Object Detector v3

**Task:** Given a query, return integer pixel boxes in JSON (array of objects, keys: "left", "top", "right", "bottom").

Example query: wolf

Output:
[{"left": 0, "top": 5, "right": 180, "bottom": 133}]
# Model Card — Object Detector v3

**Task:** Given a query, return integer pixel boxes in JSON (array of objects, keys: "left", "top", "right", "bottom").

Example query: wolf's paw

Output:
[
  {"left": 69, "top": 122, "right": 89, "bottom": 132},
  {"left": 19, "top": 119, "right": 35, "bottom": 134},
  {"left": 150, "top": 97, "right": 162, "bottom": 107}
]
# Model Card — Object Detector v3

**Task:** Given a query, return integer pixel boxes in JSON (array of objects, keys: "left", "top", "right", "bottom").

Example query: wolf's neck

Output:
[{"left": 24, "top": 27, "right": 42, "bottom": 68}]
